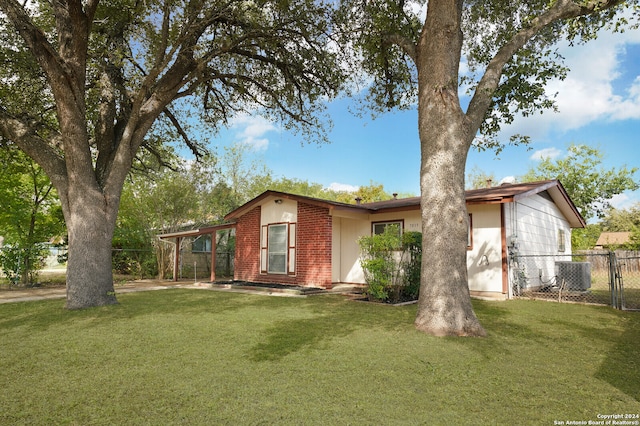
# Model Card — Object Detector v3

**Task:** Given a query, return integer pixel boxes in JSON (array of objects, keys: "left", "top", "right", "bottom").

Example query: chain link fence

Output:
[
  {"left": 614, "top": 253, "right": 640, "bottom": 311},
  {"left": 510, "top": 251, "right": 640, "bottom": 311}
]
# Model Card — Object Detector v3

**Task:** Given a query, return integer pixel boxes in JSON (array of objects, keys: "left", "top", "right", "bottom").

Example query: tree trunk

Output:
[
  {"left": 414, "top": 133, "right": 486, "bottom": 337},
  {"left": 413, "top": 0, "right": 486, "bottom": 336},
  {"left": 63, "top": 185, "right": 118, "bottom": 309}
]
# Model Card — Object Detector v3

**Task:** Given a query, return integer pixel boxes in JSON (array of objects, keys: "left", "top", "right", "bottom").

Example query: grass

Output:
[{"left": 0, "top": 290, "right": 638, "bottom": 425}]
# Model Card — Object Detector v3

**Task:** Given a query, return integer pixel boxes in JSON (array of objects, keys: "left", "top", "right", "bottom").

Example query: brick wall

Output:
[
  {"left": 233, "top": 202, "right": 333, "bottom": 289},
  {"left": 296, "top": 202, "right": 333, "bottom": 289},
  {"left": 234, "top": 206, "right": 261, "bottom": 282}
]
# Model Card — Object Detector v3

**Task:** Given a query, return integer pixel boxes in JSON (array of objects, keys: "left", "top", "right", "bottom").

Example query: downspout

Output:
[{"left": 501, "top": 204, "right": 508, "bottom": 297}]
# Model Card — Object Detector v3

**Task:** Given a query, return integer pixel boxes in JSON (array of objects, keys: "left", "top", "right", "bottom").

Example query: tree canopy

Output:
[
  {"left": 337, "top": 0, "right": 639, "bottom": 336},
  {"left": 0, "top": 0, "right": 348, "bottom": 308},
  {"left": 521, "top": 144, "right": 639, "bottom": 221}
]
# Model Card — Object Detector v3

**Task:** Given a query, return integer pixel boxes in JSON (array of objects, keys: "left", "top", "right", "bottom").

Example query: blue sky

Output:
[{"left": 211, "top": 22, "right": 640, "bottom": 210}]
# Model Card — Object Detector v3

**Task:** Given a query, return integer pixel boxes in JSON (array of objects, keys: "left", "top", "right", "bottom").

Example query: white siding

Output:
[
  {"left": 504, "top": 192, "right": 573, "bottom": 292},
  {"left": 506, "top": 193, "right": 571, "bottom": 255}
]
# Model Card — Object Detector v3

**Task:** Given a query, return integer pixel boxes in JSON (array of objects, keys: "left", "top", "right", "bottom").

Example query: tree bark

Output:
[
  {"left": 413, "top": 0, "right": 486, "bottom": 336},
  {"left": 63, "top": 183, "right": 119, "bottom": 309}
]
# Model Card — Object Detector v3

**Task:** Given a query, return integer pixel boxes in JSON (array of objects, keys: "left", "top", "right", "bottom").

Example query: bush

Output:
[
  {"left": 357, "top": 227, "right": 422, "bottom": 303},
  {"left": 0, "top": 244, "right": 48, "bottom": 287},
  {"left": 402, "top": 231, "right": 422, "bottom": 300},
  {"left": 112, "top": 248, "right": 158, "bottom": 279}
]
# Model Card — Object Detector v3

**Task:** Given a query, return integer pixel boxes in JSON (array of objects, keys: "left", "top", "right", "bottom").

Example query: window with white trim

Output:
[
  {"left": 267, "top": 224, "right": 288, "bottom": 274},
  {"left": 558, "top": 229, "right": 566, "bottom": 253}
]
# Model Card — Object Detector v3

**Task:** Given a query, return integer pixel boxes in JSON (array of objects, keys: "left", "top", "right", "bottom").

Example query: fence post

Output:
[{"left": 608, "top": 251, "right": 619, "bottom": 309}]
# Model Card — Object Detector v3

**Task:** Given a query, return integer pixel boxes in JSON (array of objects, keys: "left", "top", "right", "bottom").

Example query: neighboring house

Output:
[
  {"left": 160, "top": 180, "right": 585, "bottom": 300},
  {"left": 594, "top": 232, "right": 631, "bottom": 249}
]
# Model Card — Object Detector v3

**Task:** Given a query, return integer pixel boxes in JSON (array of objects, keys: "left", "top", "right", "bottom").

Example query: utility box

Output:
[{"left": 555, "top": 261, "right": 591, "bottom": 291}]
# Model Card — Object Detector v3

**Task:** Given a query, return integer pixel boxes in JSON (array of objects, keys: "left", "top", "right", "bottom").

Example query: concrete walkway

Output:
[
  {"left": 0, "top": 279, "right": 196, "bottom": 304},
  {"left": 0, "top": 280, "right": 362, "bottom": 304}
]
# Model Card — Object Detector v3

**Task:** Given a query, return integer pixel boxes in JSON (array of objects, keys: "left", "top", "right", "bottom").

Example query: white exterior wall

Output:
[
  {"left": 332, "top": 210, "right": 421, "bottom": 284},
  {"left": 504, "top": 192, "right": 573, "bottom": 291},
  {"left": 332, "top": 217, "right": 368, "bottom": 283},
  {"left": 260, "top": 198, "right": 297, "bottom": 225},
  {"left": 466, "top": 204, "right": 504, "bottom": 294}
]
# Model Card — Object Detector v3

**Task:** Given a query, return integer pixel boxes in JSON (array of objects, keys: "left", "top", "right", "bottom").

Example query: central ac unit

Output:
[{"left": 555, "top": 261, "right": 591, "bottom": 291}]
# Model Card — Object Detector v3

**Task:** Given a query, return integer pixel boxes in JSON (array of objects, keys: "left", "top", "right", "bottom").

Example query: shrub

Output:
[
  {"left": 0, "top": 244, "right": 48, "bottom": 286},
  {"left": 401, "top": 231, "right": 422, "bottom": 300},
  {"left": 112, "top": 248, "right": 158, "bottom": 279},
  {"left": 358, "top": 226, "right": 422, "bottom": 303}
]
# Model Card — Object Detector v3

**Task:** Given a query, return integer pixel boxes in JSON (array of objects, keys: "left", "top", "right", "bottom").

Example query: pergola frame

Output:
[{"left": 158, "top": 224, "right": 236, "bottom": 282}]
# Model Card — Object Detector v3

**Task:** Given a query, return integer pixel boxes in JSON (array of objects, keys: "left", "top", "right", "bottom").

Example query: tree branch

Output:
[
  {"left": 0, "top": 107, "right": 67, "bottom": 193},
  {"left": 465, "top": 0, "right": 626, "bottom": 134},
  {"left": 385, "top": 33, "right": 417, "bottom": 63},
  {"left": 162, "top": 107, "right": 204, "bottom": 159}
]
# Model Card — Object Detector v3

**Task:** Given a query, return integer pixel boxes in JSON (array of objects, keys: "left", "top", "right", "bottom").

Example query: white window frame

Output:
[
  {"left": 558, "top": 229, "right": 566, "bottom": 253},
  {"left": 267, "top": 223, "right": 288, "bottom": 274}
]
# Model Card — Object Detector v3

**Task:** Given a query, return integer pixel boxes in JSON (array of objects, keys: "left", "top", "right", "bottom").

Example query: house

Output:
[
  {"left": 160, "top": 180, "right": 585, "bottom": 300},
  {"left": 594, "top": 232, "right": 631, "bottom": 249}
]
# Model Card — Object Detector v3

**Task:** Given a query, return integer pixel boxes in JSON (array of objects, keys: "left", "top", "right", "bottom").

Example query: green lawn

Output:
[{"left": 0, "top": 290, "right": 638, "bottom": 425}]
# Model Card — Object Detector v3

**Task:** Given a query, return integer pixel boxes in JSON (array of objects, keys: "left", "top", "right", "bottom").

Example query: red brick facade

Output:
[
  {"left": 296, "top": 202, "right": 333, "bottom": 288},
  {"left": 233, "top": 202, "right": 333, "bottom": 289},
  {"left": 233, "top": 206, "right": 261, "bottom": 282}
]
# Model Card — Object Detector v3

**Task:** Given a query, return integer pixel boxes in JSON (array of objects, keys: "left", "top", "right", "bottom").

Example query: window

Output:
[
  {"left": 558, "top": 229, "right": 566, "bottom": 253},
  {"left": 268, "top": 224, "right": 288, "bottom": 274},
  {"left": 192, "top": 235, "right": 211, "bottom": 253},
  {"left": 372, "top": 221, "right": 403, "bottom": 236}
]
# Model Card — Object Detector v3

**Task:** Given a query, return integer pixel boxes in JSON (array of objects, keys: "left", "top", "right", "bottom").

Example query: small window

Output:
[
  {"left": 372, "top": 221, "right": 403, "bottom": 236},
  {"left": 558, "top": 229, "right": 566, "bottom": 253},
  {"left": 192, "top": 235, "right": 212, "bottom": 253},
  {"left": 268, "top": 224, "right": 288, "bottom": 274}
]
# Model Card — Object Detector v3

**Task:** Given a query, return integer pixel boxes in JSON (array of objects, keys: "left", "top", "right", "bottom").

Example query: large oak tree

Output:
[
  {"left": 0, "top": 0, "right": 345, "bottom": 308},
  {"left": 339, "top": 0, "right": 638, "bottom": 336}
]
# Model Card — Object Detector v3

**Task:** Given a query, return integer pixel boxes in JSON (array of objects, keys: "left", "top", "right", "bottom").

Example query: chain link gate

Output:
[
  {"left": 510, "top": 251, "right": 640, "bottom": 310},
  {"left": 612, "top": 254, "right": 640, "bottom": 311}
]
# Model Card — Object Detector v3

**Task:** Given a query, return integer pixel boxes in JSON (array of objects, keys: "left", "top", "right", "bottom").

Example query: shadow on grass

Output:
[
  {"left": 247, "top": 296, "right": 416, "bottom": 362},
  {"left": 0, "top": 289, "right": 250, "bottom": 331},
  {"left": 594, "top": 310, "right": 640, "bottom": 402},
  {"left": 474, "top": 299, "right": 640, "bottom": 403}
]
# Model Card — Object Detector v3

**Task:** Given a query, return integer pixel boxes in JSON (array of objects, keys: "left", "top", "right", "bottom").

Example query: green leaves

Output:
[
  {"left": 522, "top": 144, "right": 639, "bottom": 220},
  {"left": 357, "top": 226, "right": 421, "bottom": 303}
]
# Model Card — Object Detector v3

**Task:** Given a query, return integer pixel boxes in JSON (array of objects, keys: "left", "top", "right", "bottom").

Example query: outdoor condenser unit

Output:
[{"left": 555, "top": 261, "right": 591, "bottom": 291}]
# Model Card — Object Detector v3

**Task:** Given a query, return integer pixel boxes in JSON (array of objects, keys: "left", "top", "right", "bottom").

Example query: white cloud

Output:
[
  {"left": 327, "top": 182, "right": 359, "bottom": 192},
  {"left": 230, "top": 114, "right": 278, "bottom": 151},
  {"left": 498, "top": 21, "right": 640, "bottom": 140},
  {"left": 530, "top": 147, "right": 562, "bottom": 161},
  {"left": 609, "top": 192, "right": 637, "bottom": 210}
]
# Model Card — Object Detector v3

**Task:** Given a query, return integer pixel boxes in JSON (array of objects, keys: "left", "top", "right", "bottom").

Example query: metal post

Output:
[{"left": 608, "top": 251, "right": 618, "bottom": 309}]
